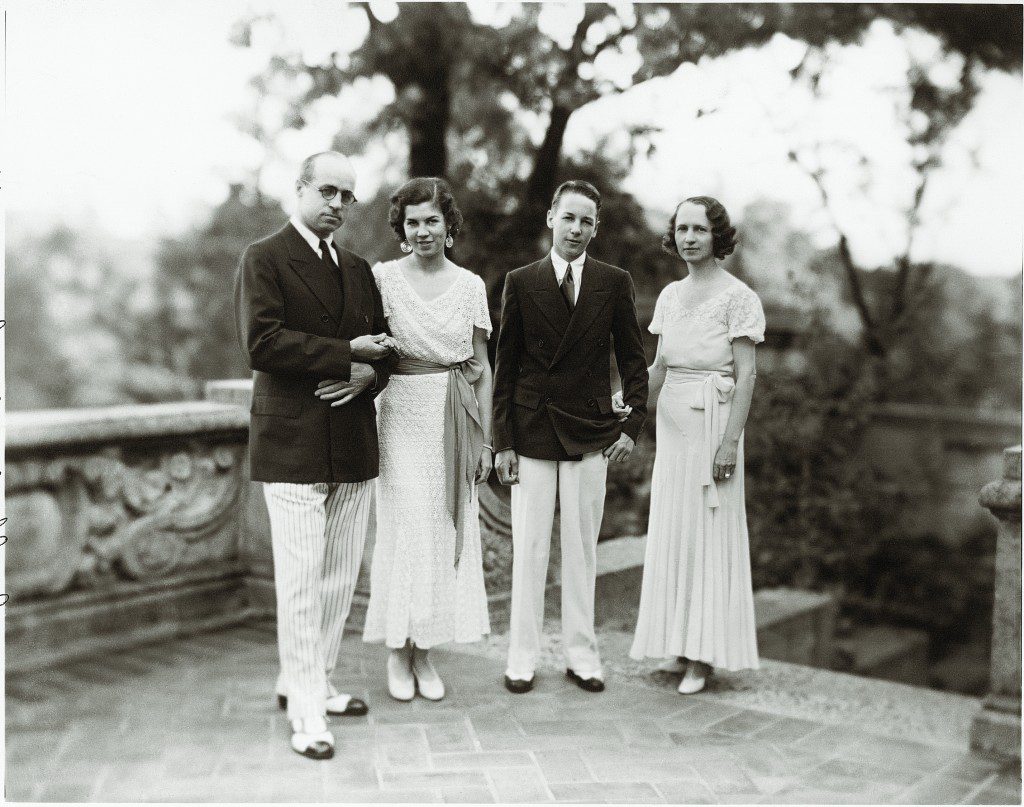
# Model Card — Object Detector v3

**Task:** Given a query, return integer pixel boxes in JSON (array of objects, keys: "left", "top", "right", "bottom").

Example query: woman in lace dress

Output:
[
  {"left": 363, "top": 178, "right": 492, "bottom": 701},
  {"left": 629, "top": 196, "right": 764, "bottom": 694}
]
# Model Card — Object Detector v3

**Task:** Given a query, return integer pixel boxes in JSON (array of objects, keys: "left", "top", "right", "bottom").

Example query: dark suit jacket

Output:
[
  {"left": 234, "top": 222, "right": 394, "bottom": 483},
  {"left": 492, "top": 255, "right": 649, "bottom": 461}
]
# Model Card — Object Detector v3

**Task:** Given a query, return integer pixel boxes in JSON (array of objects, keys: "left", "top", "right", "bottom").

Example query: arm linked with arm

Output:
[
  {"left": 366, "top": 262, "right": 397, "bottom": 396},
  {"left": 610, "top": 272, "right": 649, "bottom": 443},
  {"left": 647, "top": 336, "right": 668, "bottom": 406},
  {"left": 234, "top": 245, "right": 352, "bottom": 379}
]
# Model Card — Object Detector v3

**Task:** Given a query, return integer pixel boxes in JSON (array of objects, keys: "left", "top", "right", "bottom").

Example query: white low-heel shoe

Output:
[
  {"left": 657, "top": 657, "right": 687, "bottom": 675},
  {"left": 412, "top": 655, "right": 445, "bottom": 701},
  {"left": 387, "top": 650, "right": 415, "bottom": 701},
  {"left": 677, "top": 664, "right": 709, "bottom": 695}
]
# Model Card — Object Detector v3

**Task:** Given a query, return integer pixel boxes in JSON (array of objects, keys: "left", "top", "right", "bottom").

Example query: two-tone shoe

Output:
[
  {"left": 290, "top": 718, "right": 334, "bottom": 761},
  {"left": 276, "top": 685, "right": 369, "bottom": 717}
]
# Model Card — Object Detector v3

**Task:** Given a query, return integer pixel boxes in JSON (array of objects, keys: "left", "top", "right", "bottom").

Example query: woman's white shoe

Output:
[
  {"left": 412, "top": 654, "right": 445, "bottom": 701},
  {"left": 677, "top": 663, "right": 709, "bottom": 695},
  {"left": 387, "top": 649, "right": 415, "bottom": 701}
]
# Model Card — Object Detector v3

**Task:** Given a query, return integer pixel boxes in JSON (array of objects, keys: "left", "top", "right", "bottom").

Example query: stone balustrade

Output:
[
  {"left": 6, "top": 384, "right": 1019, "bottom": 699},
  {"left": 971, "top": 445, "right": 1022, "bottom": 763},
  {"left": 6, "top": 403, "right": 253, "bottom": 673}
]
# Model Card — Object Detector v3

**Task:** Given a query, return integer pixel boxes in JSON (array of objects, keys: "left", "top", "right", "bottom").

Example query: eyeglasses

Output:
[{"left": 301, "top": 180, "right": 358, "bottom": 205}]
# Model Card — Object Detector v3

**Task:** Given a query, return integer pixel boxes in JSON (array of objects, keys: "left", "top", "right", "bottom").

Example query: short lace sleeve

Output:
[
  {"left": 371, "top": 262, "right": 394, "bottom": 318},
  {"left": 649, "top": 284, "right": 673, "bottom": 335},
  {"left": 469, "top": 273, "right": 492, "bottom": 336},
  {"left": 727, "top": 286, "right": 766, "bottom": 344}
]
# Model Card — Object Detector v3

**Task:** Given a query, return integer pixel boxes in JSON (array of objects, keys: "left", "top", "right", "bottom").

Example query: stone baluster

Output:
[{"left": 971, "top": 445, "right": 1021, "bottom": 763}]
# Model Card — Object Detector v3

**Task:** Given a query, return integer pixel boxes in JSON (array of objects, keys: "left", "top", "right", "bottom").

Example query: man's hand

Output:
[
  {"left": 315, "top": 362, "right": 377, "bottom": 407},
  {"left": 602, "top": 433, "right": 635, "bottom": 463},
  {"left": 475, "top": 448, "right": 493, "bottom": 484},
  {"left": 351, "top": 333, "right": 396, "bottom": 360},
  {"left": 611, "top": 391, "right": 633, "bottom": 422},
  {"left": 494, "top": 449, "right": 519, "bottom": 485}
]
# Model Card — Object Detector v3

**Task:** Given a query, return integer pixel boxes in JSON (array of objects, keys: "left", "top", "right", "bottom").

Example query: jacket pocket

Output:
[
  {"left": 596, "top": 396, "right": 613, "bottom": 415},
  {"left": 251, "top": 395, "right": 303, "bottom": 418},
  {"left": 513, "top": 387, "right": 541, "bottom": 410}
]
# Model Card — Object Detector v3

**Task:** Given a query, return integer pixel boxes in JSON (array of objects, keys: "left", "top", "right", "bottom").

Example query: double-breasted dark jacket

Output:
[
  {"left": 234, "top": 222, "right": 395, "bottom": 483},
  {"left": 492, "top": 255, "right": 649, "bottom": 461}
]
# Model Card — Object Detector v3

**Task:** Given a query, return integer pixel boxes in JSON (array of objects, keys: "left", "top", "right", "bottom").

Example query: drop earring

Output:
[
  {"left": 445, "top": 234, "right": 454, "bottom": 249},
  {"left": 400, "top": 241, "right": 413, "bottom": 253}
]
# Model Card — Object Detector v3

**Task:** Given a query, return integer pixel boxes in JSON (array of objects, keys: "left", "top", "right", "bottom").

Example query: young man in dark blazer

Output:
[
  {"left": 234, "top": 151, "right": 396, "bottom": 760},
  {"left": 492, "top": 180, "right": 649, "bottom": 694}
]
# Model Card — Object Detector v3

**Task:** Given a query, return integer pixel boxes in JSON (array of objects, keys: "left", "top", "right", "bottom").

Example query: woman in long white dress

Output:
[
  {"left": 363, "top": 177, "right": 492, "bottom": 701},
  {"left": 629, "top": 196, "right": 764, "bottom": 694}
]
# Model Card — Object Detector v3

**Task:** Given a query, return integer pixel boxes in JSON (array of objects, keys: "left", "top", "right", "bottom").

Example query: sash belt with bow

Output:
[
  {"left": 393, "top": 357, "right": 484, "bottom": 567},
  {"left": 667, "top": 368, "right": 736, "bottom": 509}
]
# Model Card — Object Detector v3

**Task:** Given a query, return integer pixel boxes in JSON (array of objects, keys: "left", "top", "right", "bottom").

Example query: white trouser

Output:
[
  {"left": 263, "top": 481, "right": 371, "bottom": 723},
  {"left": 506, "top": 451, "right": 608, "bottom": 681}
]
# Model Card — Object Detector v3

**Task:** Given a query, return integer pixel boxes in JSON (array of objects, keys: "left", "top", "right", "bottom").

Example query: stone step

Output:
[
  {"left": 835, "top": 625, "right": 931, "bottom": 686},
  {"left": 566, "top": 535, "right": 838, "bottom": 668}
]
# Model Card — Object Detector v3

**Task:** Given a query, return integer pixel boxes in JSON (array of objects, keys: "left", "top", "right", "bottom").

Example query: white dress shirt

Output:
[
  {"left": 290, "top": 215, "right": 341, "bottom": 266},
  {"left": 289, "top": 214, "right": 377, "bottom": 388},
  {"left": 550, "top": 249, "right": 585, "bottom": 305}
]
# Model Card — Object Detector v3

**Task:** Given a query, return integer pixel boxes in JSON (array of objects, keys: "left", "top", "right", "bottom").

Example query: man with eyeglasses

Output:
[{"left": 234, "top": 150, "right": 397, "bottom": 760}]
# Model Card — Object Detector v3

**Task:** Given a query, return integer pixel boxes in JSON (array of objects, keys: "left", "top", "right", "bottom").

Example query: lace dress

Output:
[
  {"left": 363, "top": 261, "right": 492, "bottom": 649},
  {"left": 629, "top": 276, "right": 765, "bottom": 671}
]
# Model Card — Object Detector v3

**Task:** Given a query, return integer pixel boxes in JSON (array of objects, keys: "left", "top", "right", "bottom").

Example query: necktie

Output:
[
  {"left": 319, "top": 239, "right": 337, "bottom": 269},
  {"left": 560, "top": 265, "right": 576, "bottom": 314}
]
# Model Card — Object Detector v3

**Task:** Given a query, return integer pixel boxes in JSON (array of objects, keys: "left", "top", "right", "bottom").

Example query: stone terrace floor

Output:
[{"left": 5, "top": 621, "right": 1021, "bottom": 804}]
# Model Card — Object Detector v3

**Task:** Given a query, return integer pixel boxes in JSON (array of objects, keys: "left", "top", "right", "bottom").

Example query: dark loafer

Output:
[
  {"left": 566, "top": 668, "right": 605, "bottom": 693},
  {"left": 277, "top": 694, "right": 370, "bottom": 716},
  {"left": 503, "top": 675, "right": 534, "bottom": 694}
]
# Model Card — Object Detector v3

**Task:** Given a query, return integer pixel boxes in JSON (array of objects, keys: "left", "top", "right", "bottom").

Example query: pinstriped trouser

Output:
[{"left": 263, "top": 481, "right": 372, "bottom": 723}]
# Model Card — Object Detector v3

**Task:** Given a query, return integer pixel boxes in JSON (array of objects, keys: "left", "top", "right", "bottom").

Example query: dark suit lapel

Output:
[
  {"left": 550, "top": 256, "right": 613, "bottom": 367},
  {"left": 283, "top": 224, "right": 344, "bottom": 320},
  {"left": 527, "top": 256, "right": 572, "bottom": 335},
  {"left": 335, "top": 249, "right": 364, "bottom": 337}
]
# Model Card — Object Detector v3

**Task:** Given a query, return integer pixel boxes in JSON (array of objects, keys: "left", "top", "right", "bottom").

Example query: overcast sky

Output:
[{"left": 6, "top": 0, "right": 1022, "bottom": 276}]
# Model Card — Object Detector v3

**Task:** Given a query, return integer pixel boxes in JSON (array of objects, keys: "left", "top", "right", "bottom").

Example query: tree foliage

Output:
[
  {"left": 141, "top": 185, "right": 285, "bottom": 388},
  {"left": 236, "top": 3, "right": 1020, "bottom": 247}
]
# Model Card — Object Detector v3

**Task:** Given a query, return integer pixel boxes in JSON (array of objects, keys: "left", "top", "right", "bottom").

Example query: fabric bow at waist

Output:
[
  {"left": 394, "top": 357, "right": 484, "bottom": 567},
  {"left": 667, "top": 368, "right": 736, "bottom": 509}
]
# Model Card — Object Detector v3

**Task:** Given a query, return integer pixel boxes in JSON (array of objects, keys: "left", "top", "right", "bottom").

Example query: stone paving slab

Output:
[{"left": 5, "top": 621, "right": 1021, "bottom": 804}]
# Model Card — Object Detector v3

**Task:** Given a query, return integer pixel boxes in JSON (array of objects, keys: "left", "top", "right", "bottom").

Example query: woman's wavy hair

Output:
[
  {"left": 662, "top": 196, "right": 738, "bottom": 260},
  {"left": 388, "top": 177, "right": 464, "bottom": 241}
]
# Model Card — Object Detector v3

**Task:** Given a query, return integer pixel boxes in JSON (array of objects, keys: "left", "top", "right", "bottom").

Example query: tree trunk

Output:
[
  {"left": 408, "top": 67, "right": 450, "bottom": 178},
  {"left": 516, "top": 104, "right": 573, "bottom": 244}
]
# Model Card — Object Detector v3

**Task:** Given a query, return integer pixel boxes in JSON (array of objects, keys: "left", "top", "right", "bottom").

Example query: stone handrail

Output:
[{"left": 5, "top": 402, "right": 253, "bottom": 672}]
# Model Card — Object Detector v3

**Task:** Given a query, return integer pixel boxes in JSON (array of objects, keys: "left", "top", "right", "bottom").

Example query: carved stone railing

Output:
[
  {"left": 971, "top": 445, "right": 1022, "bottom": 763},
  {"left": 6, "top": 403, "right": 253, "bottom": 673}
]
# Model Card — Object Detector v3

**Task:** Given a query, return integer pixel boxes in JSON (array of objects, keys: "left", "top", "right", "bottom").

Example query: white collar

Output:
[
  {"left": 550, "top": 248, "right": 586, "bottom": 279},
  {"left": 290, "top": 214, "right": 336, "bottom": 257}
]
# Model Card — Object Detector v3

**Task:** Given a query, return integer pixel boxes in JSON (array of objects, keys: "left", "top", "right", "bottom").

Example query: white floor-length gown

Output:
[
  {"left": 363, "top": 260, "right": 491, "bottom": 649},
  {"left": 630, "top": 276, "right": 765, "bottom": 671}
]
